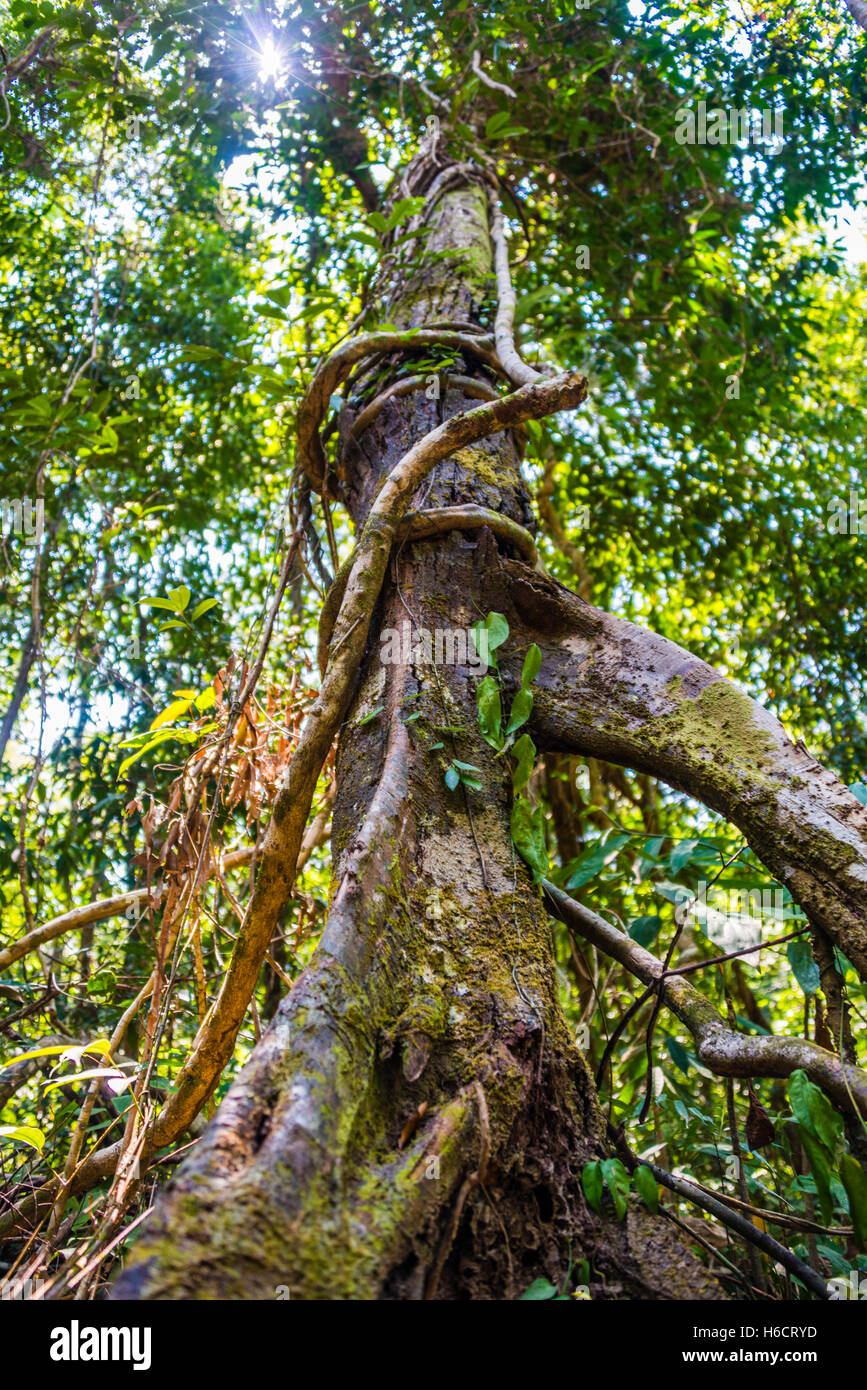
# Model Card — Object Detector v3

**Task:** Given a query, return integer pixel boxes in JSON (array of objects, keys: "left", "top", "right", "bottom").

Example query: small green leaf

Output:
[
  {"left": 581, "top": 1160, "right": 604, "bottom": 1214},
  {"left": 511, "top": 732, "right": 536, "bottom": 793},
  {"left": 789, "top": 1068, "right": 842, "bottom": 1155},
  {"left": 485, "top": 110, "right": 513, "bottom": 137},
  {"left": 799, "top": 1127, "right": 835, "bottom": 1226},
  {"left": 564, "top": 834, "right": 630, "bottom": 891},
  {"left": 150, "top": 697, "right": 194, "bottom": 731},
  {"left": 668, "top": 839, "right": 700, "bottom": 874},
  {"left": 189, "top": 597, "right": 219, "bottom": 622},
  {"left": 178, "top": 345, "right": 222, "bottom": 361},
  {"left": 0, "top": 1124, "right": 45, "bottom": 1154},
  {"left": 358, "top": 705, "right": 384, "bottom": 726},
  {"left": 477, "top": 675, "right": 503, "bottom": 749},
  {"left": 665, "top": 1035, "right": 692, "bottom": 1075},
  {"left": 519, "top": 1277, "right": 558, "bottom": 1301},
  {"left": 787, "top": 939, "right": 820, "bottom": 996},
  {"left": 628, "top": 915, "right": 663, "bottom": 947},
  {"left": 168, "top": 585, "right": 191, "bottom": 613},
  {"left": 600, "top": 1158, "right": 631, "bottom": 1220},
  {"left": 445, "top": 765, "right": 460, "bottom": 791},
  {"left": 470, "top": 612, "right": 509, "bottom": 669},
  {"left": 505, "top": 687, "right": 533, "bottom": 737},
  {"left": 633, "top": 1163, "right": 659, "bottom": 1214},
  {"left": 510, "top": 797, "right": 548, "bottom": 882},
  {"left": 840, "top": 1151, "right": 867, "bottom": 1250},
  {"left": 521, "top": 643, "right": 542, "bottom": 689}
]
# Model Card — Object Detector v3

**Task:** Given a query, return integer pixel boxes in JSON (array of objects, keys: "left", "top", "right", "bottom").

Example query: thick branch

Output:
[
  {"left": 504, "top": 563, "right": 867, "bottom": 981},
  {"left": 543, "top": 881, "right": 867, "bottom": 1118}
]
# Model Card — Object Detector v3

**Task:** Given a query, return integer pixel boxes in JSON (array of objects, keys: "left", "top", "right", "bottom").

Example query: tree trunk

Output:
[
  {"left": 113, "top": 150, "right": 723, "bottom": 1301},
  {"left": 113, "top": 142, "right": 867, "bottom": 1302}
]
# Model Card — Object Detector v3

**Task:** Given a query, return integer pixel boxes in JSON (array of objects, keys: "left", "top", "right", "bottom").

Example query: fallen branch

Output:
[{"left": 640, "top": 1159, "right": 831, "bottom": 1301}]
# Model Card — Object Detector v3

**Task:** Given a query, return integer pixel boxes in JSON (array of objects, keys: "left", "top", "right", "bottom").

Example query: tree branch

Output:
[{"left": 542, "top": 880, "right": 867, "bottom": 1118}]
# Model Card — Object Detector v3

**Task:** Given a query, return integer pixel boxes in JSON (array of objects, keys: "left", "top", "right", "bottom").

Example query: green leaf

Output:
[
  {"left": 477, "top": 675, "right": 503, "bottom": 748},
  {"left": 140, "top": 596, "right": 177, "bottom": 611},
  {"left": 168, "top": 585, "right": 191, "bottom": 613},
  {"left": 117, "top": 727, "right": 199, "bottom": 777},
  {"left": 789, "top": 1069, "right": 841, "bottom": 1156},
  {"left": 150, "top": 696, "right": 194, "bottom": 731},
  {"left": 564, "top": 834, "right": 630, "bottom": 891},
  {"left": 787, "top": 939, "right": 820, "bottom": 996},
  {"left": 505, "top": 686, "right": 534, "bottom": 737},
  {"left": 665, "top": 1035, "right": 692, "bottom": 1075},
  {"left": 799, "top": 1127, "right": 835, "bottom": 1226},
  {"left": 255, "top": 302, "right": 288, "bottom": 319},
  {"left": 669, "top": 839, "right": 700, "bottom": 874},
  {"left": 633, "top": 1163, "right": 659, "bottom": 1214},
  {"left": 485, "top": 110, "right": 513, "bottom": 137},
  {"left": 0, "top": 1124, "right": 45, "bottom": 1154},
  {"left": 3, "top": 1038, "right": 111, "bottom": 1068},
  {"left": 510, "top": 797, "right": 548, "bottom": 881},
  {"left": 178, "top": 345, "right": 222, "bottom": 361},
  {"left": 848, "top": 782, "right": 867, "bottom": 806},
  {"left": 840, "top": 1151, "right": 867, "bottom": 1250},
  {"left": 445, "top": 765, "right": 460, "bottom": 791},
  {"left": 521, "top": 643, "right": 542, "bottom": 689},
  {"left": 600, "top": 1158, "right": 631, "bottom": 1220},
  {"left": 42, "top": 1066, "right": 131, "bottom": 1095},
  {"left": 581, "top": 1160, "right": 604, "bottom": 1214},
  {"left": 629, "top": 915, "right": 663, "bottom": 947},
  {"left": 189, "top": 597, "right": 219, "bottom": 622},
  {"left": 470, "top": 612, "right": 509, "bottom": 669},
  {"left": 358, "top": 705, "right": 384, "bottom": 726},
  {"left": 519, "top": 1277, "right": 558, "bottom": 1300},
  {"left": 511, "top": 733, "right": 536, "bottom": 793}
]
